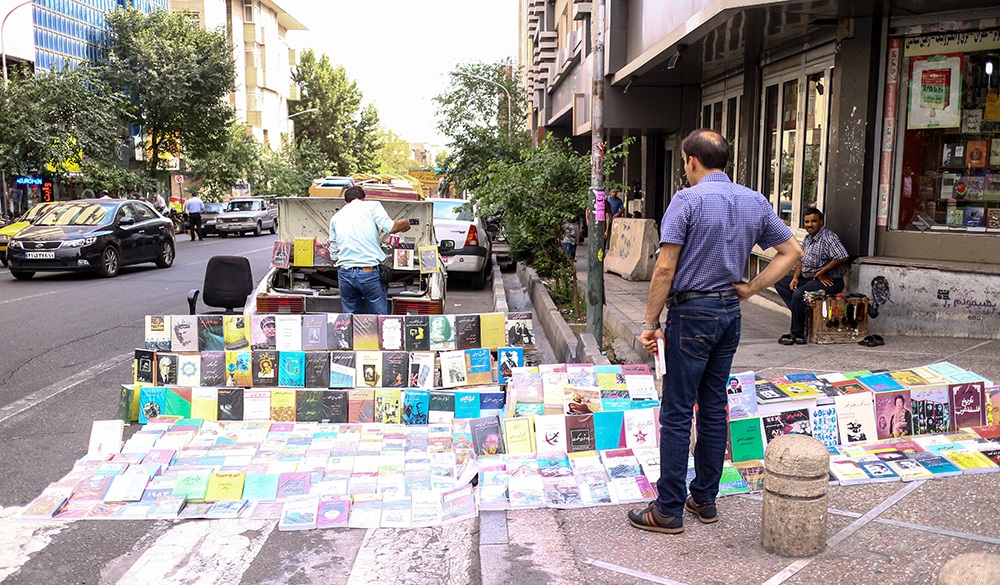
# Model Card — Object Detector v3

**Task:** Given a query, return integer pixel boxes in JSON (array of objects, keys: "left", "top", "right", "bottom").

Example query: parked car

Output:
[
  {"left": 428, "top": 197, "right": 492, "bottom": 289},
  {"left": 195, "top": 202, "right": 226, "bottom": 237},
  {"left": 0, "top": 201, "right": 58, "bottom": 266},
  {"left": 215, "top": 198, "right": 277, "bottom": 236},
  {"left": 6, "top": 199, "right": 175, "bottom": 280}
]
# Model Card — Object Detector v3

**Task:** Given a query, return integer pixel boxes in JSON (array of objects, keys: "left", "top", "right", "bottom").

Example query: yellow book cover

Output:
[
  {"left": 374, "top": 389, "right": 402, "bottom": 423},
  {"left": 355, "top": 351, "right": 383, "bottom": 388},
  {"left": 190, "top": 387, "right": 219, "bottom": 421},
  {"left": 944, "top": 450, "right": 998, "bottom": 471},
  {"left": 293, "top": 237, "right": 315, "bottom": 267},
  {"left": 223, "top": 316, "right": 251, "bottom": 350},
  {"left": 204, "top": 472, "right": 246, "bottom": 502},
  {"left": 502, "top": 417, "right": 535, "bottom": 454},
  {"left": 417, "top": 245, "right": 440, "bottom": 274},
  {"left": 478, "top": 313, "right": 507, "bottom": 350},
  {"left": 225, "top": 351, "right": 252, "bottom": 387},
  {"left": 270, "top": 389, "right": 297, "bottom": 421},
  {"left": 777, "top": 382, "right": 823, "bottom": 400}
]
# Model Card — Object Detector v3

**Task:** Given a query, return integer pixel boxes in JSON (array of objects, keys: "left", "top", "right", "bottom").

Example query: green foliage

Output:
[
  {"left": 0, "top": 65, "right": 125, "bottom": 177},
  {"left": 80, "top": 160, "right": 155, "bottom": 194},
  {"left": 290, "top": 50, "right": 381, "bottom": 175},
  {"left": 375, "top": 128, "right": 413, "bottom": 175},
  {"left": 434, "top": 61, "right": 528, "bottom": 194},
  {"left": 254, "top": 139, "right": 329, "bottom": 198},
  {"left": 186, "top": 124, "right": 262, "bottom": 202},
  {"left": 101, "top": 8, "right": 236, "bottom": 177}
]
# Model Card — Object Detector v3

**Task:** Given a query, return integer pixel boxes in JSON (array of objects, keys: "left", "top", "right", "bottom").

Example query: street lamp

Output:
[
  {"left": 449, "top": 70, "right": 512, "bottom": 136},
  {"left": 280, "top": 107, "right": 318, "bottom": 145},
  {"left": 0, "top": 0, "right": 33, "bottom": 217}
]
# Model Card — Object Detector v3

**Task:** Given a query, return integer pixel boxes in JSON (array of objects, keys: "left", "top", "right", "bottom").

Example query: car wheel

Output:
[
  {"left": 470, "top": 263, "right": 486, "bottom": 290},
  {"left": 10, "top": 269, "right": 33, "bottom": 280},
  {"left": 220, "top": 232, "right": 228, "bottom": 238},
  {"left": 98, "top": 245, "right": 120, "bottom": 278},
  {"left": 0, "top": 254, "right": 6, "bottom": 267},
  {"left": 269, "top": 222, "right": 276, "bottom": 235},
  {"left": 156, "top": 240, "right": 174, "bottom": 268},
  {"left": 253, "top": 221, "right": 262, "bottom": 237}
]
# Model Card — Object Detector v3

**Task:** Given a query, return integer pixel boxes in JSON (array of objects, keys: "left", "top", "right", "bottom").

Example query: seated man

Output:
[{"left": 775, "top": 207, "right": 850, "bottom": 345}]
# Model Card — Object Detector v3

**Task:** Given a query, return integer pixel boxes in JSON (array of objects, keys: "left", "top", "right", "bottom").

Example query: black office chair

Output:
[{"left": 187, "top": 255, "right": 254, "bottom": 314}]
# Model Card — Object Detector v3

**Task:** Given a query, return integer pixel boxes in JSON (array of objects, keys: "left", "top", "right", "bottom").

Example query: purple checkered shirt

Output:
[
  {"left": 660, "top": 172, "right": 793, "bottom": 292},
  {"left": 801, "top": 227, "right": 848, "bottom": 279}
]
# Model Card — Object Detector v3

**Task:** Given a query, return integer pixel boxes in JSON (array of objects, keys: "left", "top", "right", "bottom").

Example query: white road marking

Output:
[
  {"left": 0, "top": 352, "right": 131, "bottom": 425},
  {"left": 582, "top": 558, "right": 691, "bottom": 585},
  {"left": 0, "top": 290, "right": 59, "bottom": 306},
  {"left": 113, "top": 519, "right": 275, "bottom": 584}
]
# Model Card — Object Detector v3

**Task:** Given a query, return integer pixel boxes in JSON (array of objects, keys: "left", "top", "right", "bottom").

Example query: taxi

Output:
[{"left": 0, "top": 202, "right": 58, "bottom": 266}]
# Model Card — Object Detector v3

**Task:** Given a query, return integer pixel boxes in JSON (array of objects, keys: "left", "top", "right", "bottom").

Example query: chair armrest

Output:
[{"left": 187, "top": 289, "right": 200, "bottom": 315}]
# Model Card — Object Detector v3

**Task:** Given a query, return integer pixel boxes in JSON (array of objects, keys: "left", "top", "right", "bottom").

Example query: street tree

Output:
[
  {"left": 0, "top": 65, "right": 125, "bottom": 179},
  {"left": 186, "top": 124, "right": 262, "bottom": 202},
  {"left": 290, "top": 50, "right": 380, "bottom": 175},
  {"left": 252, "top": 139, "right": 328, "bottom": 198},
  {"left": 376, "top": 128, "right": 413, "bottom": 176},
  {"left": 434, "top": 61, "right": 528, "bottom": 194},
  {"left": 100, "top": 7, "right": 236, "bottom": 177}
]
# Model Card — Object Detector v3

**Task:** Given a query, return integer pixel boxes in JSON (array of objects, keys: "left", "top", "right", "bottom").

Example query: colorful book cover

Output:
[
  {"left": 417, "top": 245, "right": 440, "bottom": 274},
  {"left": 204, "top": 472, "right": 246, "bottom": 502},
  {"left": 314, "top": 239, "right": 334, "bottom": 267},
  {"left": 403, "top": 315, "right": 430, "bottom": 352},
  {"left": 465, "top": 348, "right": 493, "bottom": 386},
  {"left": 172, "top": 470, "right": 211, "bottom": 502},
  {"left": 727, "top": 371, "right": 758, "bottom": 420},
  {"left": 200, "top": 351, "right": 225, "bottom": 387},
  {"left": 440, "top": 350, "right": 468, "bottom": 388},
  {"left": 169, "top": 315, "right": 199, "bottom": 352},
  {"left": 329, "top": 351, "right": 356, "bottom": 388},
  {"left": 138, "top": 386, "right": 166, "bottom": 424},
  {"left": 224, "top": 351, "right": 252, "bottom": 387},
  {"left": 832, "top": 380, "right": 870, "bottom": 395},
  {"left": 533, "top": 415, "right": 567, "bottom": 454},
  {"left": 250, "top": 314, "right": 277, "bottom": 350},
  {"left": 217, "top": 388, "right": 244, "bottom": 421},
  {"left": 374, "top": 389, "right": 402, "bottom": 424},
  {"left": 278, "top": 351, "right": 306, "bottom": 387},
  {"left": 316, "top": 495, "right": 351, "bottom": 529},
  {"left": 300, "top": 314, "right": 328, "bottom": 351},
  {"left": 480, "top": 390, "right": 506, "bottom": 417},
  {"left": 293, "top": 237, "right": 314, "bottom": 267},
  {"left": 497, "top": 347, "right": 524, "bottom": 385},
  {"left": 241, "top": 473, "right": 280, "bottom": 501},
  {"left": 244, "top": 389, "right": 271, "bottom": 421},
  {"left": 378, "top": 316, "right": 405, "bottom": 351},
  {"left": 270, "top": 240, "right": 291, "bottom": 268},
  {"left": 296, "top": 389, "right": 323, "bottom": 422},
  {"left": 304, "top": 352, "right": 331, "bottom": 388},
  {"left": 155, "top": 353, "right": 178, "bottom": 386},
  {"left": 275, "top": 314, "right": 302, "bottom": 352},
  {"left": 510, "top": 367, "right": 544, "bottom": 403},
  {"left": 756, "top": 381, "right": 790, "bottom": 403},
  {"left": 352, "top": 315, "right": 379, "bottom": 351},
  {"left": 348, "top": 389, "right": 375, "bottom": 423},
  {"left": 392, "top": 247, "right": 414, "bottom": 270},
  {"left": 835, "top": 392, "right": 878, "bottom": 444},
  {"left": 908, "top": 451, "right": 963, "bottom": 477},
  {"left": 145, "top": 315, "right": 171, "bottom": 351},
  {"left": 479, "top": 312, "right": 507, "bottom": 350},
  {"left": 190, "top": 386, "right": 219, "bottom": 422},
  {"left": 454, "top": 390, "right": 480, "bottom": 419},
  {"left": 590, "top": 410, "right": 622, "bottom": 451},
  {"left": 950, "top": 382, "right": 987, "bottom": 430},
  {"left": 164, "top": 387, "right": 192, "bottom": 418},
  {"left": 175, "top": 354, "right": 200, "bottom": 388},
  {"left": 777, "top": 382, "right": 823, "bottom": 400},
  {"left": 506, "top": 456, "right": 547, "bottom": 508},
  {"left": 477, "top": 456, "right": 510, "bottom": 510},
  {"left": 277, "top": 472, "right": 312, "bottom": 499},
  {"left": 623, "top": 408, "right": 656, "bottom": 449},
  {"left": 502, "top": 416, "right": 535, "bottom": 454},
  {"left": 505, "top": 312, "right": 536, "bottom": 349},
  {"left": 811, "top": 404, "right": 840, "bottom": 448},
  {"left": 718, "top": 462, "right": 750, "bottom": 496},
  {"left": 857, "top": 459, "right": 901, "bottom": 482},
  {"left": 197, "top": 315, "right": 224, "bottom": 352},
  {"left": 729, "top": 417, "right": 765, "bottom": 462},
  {"left": 407, "top": 352, "right": 435, "bottom": 389},
  {"left": 785, "top": 372, "right": 818, "bottom": 383},
  {"left": 565, "top": 414, "right": 596, "bottom": 453},
  {"left": 381, "top": 351, "right": 408, "bottom": 388},
  {"left": 429, "top": 392, "right": 456, "bottom": 424},
  {"left": 355, "top": 351, "right": 382, "bottom": 388},
  {"left": 428, "top": 315, "right": 456, "bottom": 351},
  {"left": 327, "top": 314, "right": 353, "bottom": 350},
  {"left": 470, "top": 415, "right": 505, "bottom": 456},
  {"left": 874, "top": 391, "right": 913, "bottom": 439},
  {"left": 454, "top": 314, "right": 481, "bottom": 350},
  {"left": 889, "top": 370, "right": 930, "bottom": 388},
  {"left": 222, "top": 315, "right": 251, "bottom": 351},
  {"left": 858, "top": 373, "right": 906, "bottom": 393},
  {"left": 270, "top": 389, "right": 297, "bottom": 422},
  {"left": 348, "top": 494, "right": 383, "bottom": 528},
  {"left": 322, "top": 389, "right": 349, "bottom": 423},
  {"left": 278, "top": 495, "right": 319, "bottom": 531},
  {"left": 402, "top": 389, "right": 431, "bottom": 425},
  {"left": 829, "top": 456, "right": 871, "bottom": 485}
]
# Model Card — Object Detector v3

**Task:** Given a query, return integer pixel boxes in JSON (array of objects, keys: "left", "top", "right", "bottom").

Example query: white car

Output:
[
  {"left": 429, "top": 197, "right": 492, "bottom": 290},
  {"left": 215, "top": 198, "right": 277, "bottom": 237}
]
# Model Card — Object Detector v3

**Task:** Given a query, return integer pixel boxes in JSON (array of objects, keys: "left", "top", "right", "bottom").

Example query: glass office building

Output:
[{"left": 32, "top": 0, "right": 168, "bottom": 71}]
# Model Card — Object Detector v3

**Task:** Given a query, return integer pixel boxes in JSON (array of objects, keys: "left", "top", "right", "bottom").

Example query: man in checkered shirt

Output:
[{"left": 775, "top": 208, "right": 851, "bottom": 345}]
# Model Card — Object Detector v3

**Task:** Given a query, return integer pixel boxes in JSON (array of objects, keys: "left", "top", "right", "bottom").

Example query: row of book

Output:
[
  {"left": 271, "top": 238, "right": 443, "bottom": 273},
  {"left": 143, "top": 312, "right": 536, "bottom": 354},
  {"left": 504, "top": 363, "right": 659, "bottom": 416}
]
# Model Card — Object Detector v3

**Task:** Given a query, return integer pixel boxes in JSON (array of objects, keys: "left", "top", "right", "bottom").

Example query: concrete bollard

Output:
[
  {"left": 938, "top": 553, "right": 1000, "bottom": 585},
  {"left": 761, "top": 434, "right": 830, "bottom": 557}
]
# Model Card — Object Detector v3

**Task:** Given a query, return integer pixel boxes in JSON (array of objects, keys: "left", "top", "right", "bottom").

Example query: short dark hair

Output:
[
  {"left": 803, "top": 207, "right": 824, "bottom": 221},
  {"left": 681, "top": 129, "right": 730, "bottom": 171},
  {"left": 343, "top": 185, "right": 366, "bottom": 202},
  {"left": 894, "top": 394, "right": 905, "bottom": 405}
]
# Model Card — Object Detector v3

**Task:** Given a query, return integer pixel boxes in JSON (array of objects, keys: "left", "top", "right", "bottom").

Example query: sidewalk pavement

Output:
[{"left": 493, "top": 252, "right": 1000, "bottom": 585}]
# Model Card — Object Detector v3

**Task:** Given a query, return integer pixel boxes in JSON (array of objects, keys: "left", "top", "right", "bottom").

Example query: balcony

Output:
[
  {"left": 243, "top": 22, "right": 262, "bottom": 44},
  {"left": 288, "top": 47, "right": 298, "bottom": 67},
  {"left": 289, "top": 83, "right": 301, "bottom": 101},
  {"left": 246, "top": 110, "right": 262, "bottom": 128},
  {"left": 245, "top": 65, "right": 263, "bottom": 87},
  {"left": 573, "top": 1, "right": 592, "bottom": 20}
]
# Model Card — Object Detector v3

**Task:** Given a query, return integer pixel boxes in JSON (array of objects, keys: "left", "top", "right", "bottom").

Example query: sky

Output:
[{"left": 281, "top": 0, "right": 520, "bottom": 147}]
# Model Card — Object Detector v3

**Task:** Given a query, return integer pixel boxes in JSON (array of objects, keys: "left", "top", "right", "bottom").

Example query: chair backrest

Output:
[{"left": 202, "top": 255, "right": 254, "bottom": 311}]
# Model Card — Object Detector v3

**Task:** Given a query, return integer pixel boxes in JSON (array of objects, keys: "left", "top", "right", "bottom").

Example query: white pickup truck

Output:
[
  {"left": 216, "top": 197, "right": 278, "bottom": 237},
  {"left": 248, "top": 196, "right": 446, "bottom": 315}
]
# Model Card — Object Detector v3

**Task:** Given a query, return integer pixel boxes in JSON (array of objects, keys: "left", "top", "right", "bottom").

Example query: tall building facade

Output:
[
  {"left": 170, "top": 0, "right": 305, "bottom": 151},
  {"left": 522, "top": 0, "right": 1000, "bottom": 339}
]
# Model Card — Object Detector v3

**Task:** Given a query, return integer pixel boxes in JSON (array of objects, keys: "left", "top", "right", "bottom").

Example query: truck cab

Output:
[{"left": 249, "top": 196, "right": 446, "bottom": 315}]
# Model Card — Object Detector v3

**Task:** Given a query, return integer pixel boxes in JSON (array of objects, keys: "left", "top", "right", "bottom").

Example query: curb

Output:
[{"left": 492, "top": 261, "right": 507, "bottom": 313}]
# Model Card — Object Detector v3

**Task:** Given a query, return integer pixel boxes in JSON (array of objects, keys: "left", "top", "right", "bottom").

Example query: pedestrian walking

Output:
[
  {"left": 627, "top": 129, "right": 803, "bottom": 535},
  {"left": 183, "top": 193, "right": 205, "bottom": 241}
]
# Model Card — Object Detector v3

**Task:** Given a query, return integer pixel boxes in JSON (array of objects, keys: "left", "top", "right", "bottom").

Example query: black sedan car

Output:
[{"left": 6, "top": 199, "right": 175, "bottom": 280}]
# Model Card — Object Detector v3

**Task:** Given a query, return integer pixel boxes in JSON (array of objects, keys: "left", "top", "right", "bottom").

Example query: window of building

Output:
[
  {"left": 891, "top": 37, "right": 1000, "bottom": 232},
  {"left": 700, "top": 82, "right": 743, "bottom": 178}
]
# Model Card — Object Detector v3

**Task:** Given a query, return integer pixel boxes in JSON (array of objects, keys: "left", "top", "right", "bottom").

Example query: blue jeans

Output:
[
  {"left": 657, "top": 297, "right": 741, "bottom": 517},
  {"left": 775, "top": 275, "right": 844, "bottom": 336},
  {"left": 338, "top": 268, "right": 388, "bottom": 315}
]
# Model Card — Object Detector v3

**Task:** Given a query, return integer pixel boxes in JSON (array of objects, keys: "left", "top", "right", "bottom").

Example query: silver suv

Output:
[{"left": 216, "top": 198, "right": 278, "bottom": 237}]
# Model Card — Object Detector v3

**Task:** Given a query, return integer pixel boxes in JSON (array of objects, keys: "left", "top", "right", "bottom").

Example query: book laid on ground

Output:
[
  {"left": 727, "top": 371, "right": 758, "bottom": 419},
  {"left": 88, "top": 420, "right": 125, "bottom": 458},
  {"left": 204, "top": 472, "right": 246, "bottom": 502},
  {"left": 874, "top": 391, "right": 913, "bottom": 439},
  {"left": 533, "top": 414, "right": 568, "bottom": 454},
  {"left": 911, "top": 385, "right": 951, "bottom": 434},
  {"left": 623, "top": 408, "right": 656, "bottom": 450},
  {"left": 908, "top": 451, "right": 963, "bottom": 477},
  {"left": 856, "top": 459, "right": 901, "bottom": 482},
  {"left": 718, "top": 462, "right": 751, "bottom": 496},
  {"left": 470, "top": 415, "right": 504, "bottom": 456},
  {"left": 278, "top": 495, "right": 320, "bottom": 531},
  {"left": 949, "top": 382, "right": 987, "bottom": 430},
  {"left": 756, "top": 381, "right": 790, "bottom": 404},
  {"left": 835, "top": 392, "right": 878, "bottom": 444},
  {"left": 829, "top": 456, "right": 872, "bottom": 485},
  {"left": 874, "top": 451, "right": 933, "bottom": 481}
]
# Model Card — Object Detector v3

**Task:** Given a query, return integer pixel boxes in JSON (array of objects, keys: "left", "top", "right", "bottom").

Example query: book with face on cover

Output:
[
  {"left": 134, "top": 349, "right": 155, "bottom": 384},
  {"left": 727, "top": 371, "right": 758, "bottom": 420},
  {"left": 439, "top": 350, "right": 468, "bottom": 388},
  {"left": 497, "top": 347, "right": 524, "bottom": 385},
  {"left": 374, "top": 389, "right": 402, "bottom": 424},
  {"left": 275, "top": 314, "right": 302, "bottom": 352},
  {"left": 300, "top": 315, "right": 327, "bottom": 351},
  {"left": 225, "top": 351, "right": 252, "bottom": 387},
  {"left": 353, "top": 315, "right": 379, "bottom": 351},
  {"left": 305, "top": 352, "right": 331, "bottom": 389},
  {"left": 355, "top": 351, "right": 382, "bottom": 388},
  {"left": 197, "top": 315, "right": 224, "bottom": 351},
  {"left": 145, "top": 315, "right": 171, "bottom": 351},
  {"left": 327, "top": 314, "right": 353, "bottom": 350},
  {"left": 875, "top": 391, "right": 913, "bottom": 439},
  {"left": 170, "top": 315, "right": 198, "bottom": 352},
  {"left": 402, "top": 389, "right": 430, "bottom": 425},
  {"left": 138, "top": 386, "right": 166, "bottom": 424},
  {"left": 428, "top": 315, "right": 456, "bottom": 351},
  {"left": 223, "top": 315, "right": 251, "bottom": 351},
  {"left": 505, "top": 312, "right": 536, "bottom": 349},
  {"left": 251, "top": 315, "right": 276, "bottom": 350},
  {"left": 154, "top": 353, "right": 178, "bottom": 386}
]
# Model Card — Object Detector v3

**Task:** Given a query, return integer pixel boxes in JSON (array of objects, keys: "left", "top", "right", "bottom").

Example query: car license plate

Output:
[{"left": 25, "top": 251, "right": 55, "bottom": 259}]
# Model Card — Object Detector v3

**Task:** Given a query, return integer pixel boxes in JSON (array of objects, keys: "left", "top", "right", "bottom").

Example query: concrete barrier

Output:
[
  {"left": 938, "top": 553, "right": 1000, "bottom": 585},
  {"left": 761, "top": 434, "right": 830, "bottom": 557},
  {"left": 605, "top": 219, "right": 659, "bottom": 281}
]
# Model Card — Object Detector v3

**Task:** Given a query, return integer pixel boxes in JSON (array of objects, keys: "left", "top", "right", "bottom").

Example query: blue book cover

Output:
[
  {"left": 513, "top": 402, "right": 545, "bottom": 416},
  {"left": 480, "top": 391, "right": 506, "bottom": 413},
  {"left": 496, "top": 347, "right": 524, "bottom": 385},
  {"left": 138, "top": 386, "right": 167, "bottom": 424},
  {"left": 858, "top": 373, "right": 905, "bottom": 393},
  {"left": 242, "top": 473, "right": 280, "bottom": 501},
  {"left": 278, "top": 351, "right": 306, "bottom": 387},
  {"left": 402, "top": 390, "right": 430, "bottom": 425},
  {"left": 631, "top": 399, "right": 659, "bottom": 409},
  {"left": 466, "top": 347, "right": 493, "bottom": 385},
  {"left": 601, "top": 398, "right": 632, "bottom": 411},
  {"left": 594, "top": 410, "right": 625, "bottom": 451},
  {"left": 786, "top": 372, "right": 818, "bottom": 383},
  {"left": 455, "top": 391, "right": 481, "bottom": 419},
  {"left": 329, "top": 351, "right": 355, "bottom": 388}
]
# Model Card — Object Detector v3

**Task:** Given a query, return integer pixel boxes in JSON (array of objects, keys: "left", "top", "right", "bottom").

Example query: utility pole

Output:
[{"left": 587, "top": 0, "right": 606, "bottom": 343}]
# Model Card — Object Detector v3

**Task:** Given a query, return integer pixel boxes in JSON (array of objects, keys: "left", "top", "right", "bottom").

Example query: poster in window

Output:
[
  {"left": 941, "top": 142, "right": 965, "bottom": 167},
  {"left": 908, "top": 54, "right": 963, "bottom": 129},
  {"left": 967, "top": 140, "right": 988, "bottom": 168}
]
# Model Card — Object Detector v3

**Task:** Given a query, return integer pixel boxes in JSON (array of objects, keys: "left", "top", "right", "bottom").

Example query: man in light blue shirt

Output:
[
  {"left": 183, "top": 193, "right": 205, "bottom": 241},
  {"left": 329, "top": 186, "right": 411, "bottom": 314}
]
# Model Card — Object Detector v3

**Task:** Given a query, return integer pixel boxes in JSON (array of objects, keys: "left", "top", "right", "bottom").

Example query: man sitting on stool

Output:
[{"left": 775, "top": 207, "right": 850, "bottom": 345}]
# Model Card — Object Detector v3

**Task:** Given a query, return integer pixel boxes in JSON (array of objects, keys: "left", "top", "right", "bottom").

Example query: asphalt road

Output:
[{"left": 0, "top": 232, "right": 497, "bottom": 585}]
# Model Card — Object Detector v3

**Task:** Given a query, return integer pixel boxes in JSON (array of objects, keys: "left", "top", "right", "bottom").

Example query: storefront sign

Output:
[
  {"left": 15, "top": 176, "right": 42, "bottom": 186},
  {"left": 878, "top": 39, "right": 903, "bottom": 227},
  {"left": 908, "top": 54, "right": 962, "bottom": 130},
  {"left": 903, "top": 29, "right": 1000, "bottom": 57}
]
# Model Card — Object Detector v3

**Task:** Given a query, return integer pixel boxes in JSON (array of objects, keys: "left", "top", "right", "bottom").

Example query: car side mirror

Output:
[{"left": 119, "top": 217, "right": 135, "bottom": 226}]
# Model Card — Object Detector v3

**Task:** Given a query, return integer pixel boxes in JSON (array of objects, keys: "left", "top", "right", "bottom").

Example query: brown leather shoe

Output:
[
  {"left": 685, "top": 496, "right": 718, "bottom": 524},
  {"left": 627, "top": 502, "right": 684, "bottom": 534}
]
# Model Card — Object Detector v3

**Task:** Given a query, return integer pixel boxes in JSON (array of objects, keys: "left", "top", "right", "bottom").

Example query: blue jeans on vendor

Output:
[
  {"left": 775, "top": 275, "right": 844, "bottom": 337},
  {"left": 657, "top": 296, "right": 741, "bottom": 517},
  {"left": 338, "top": 267, "right": 388, "bottom": 315}
]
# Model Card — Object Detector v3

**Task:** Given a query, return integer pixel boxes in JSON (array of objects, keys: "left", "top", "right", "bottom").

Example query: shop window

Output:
[
  {"left": 894, "top": 48, "right": 1000, "bottom": 232},
  {"left": 700, "top": 87, "right": 743, "bottom": 178}
]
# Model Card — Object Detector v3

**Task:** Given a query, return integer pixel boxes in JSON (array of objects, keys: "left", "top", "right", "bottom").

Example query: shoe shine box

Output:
[{"left": 804, "top": 295, "right": 869, "bottom": 345}]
